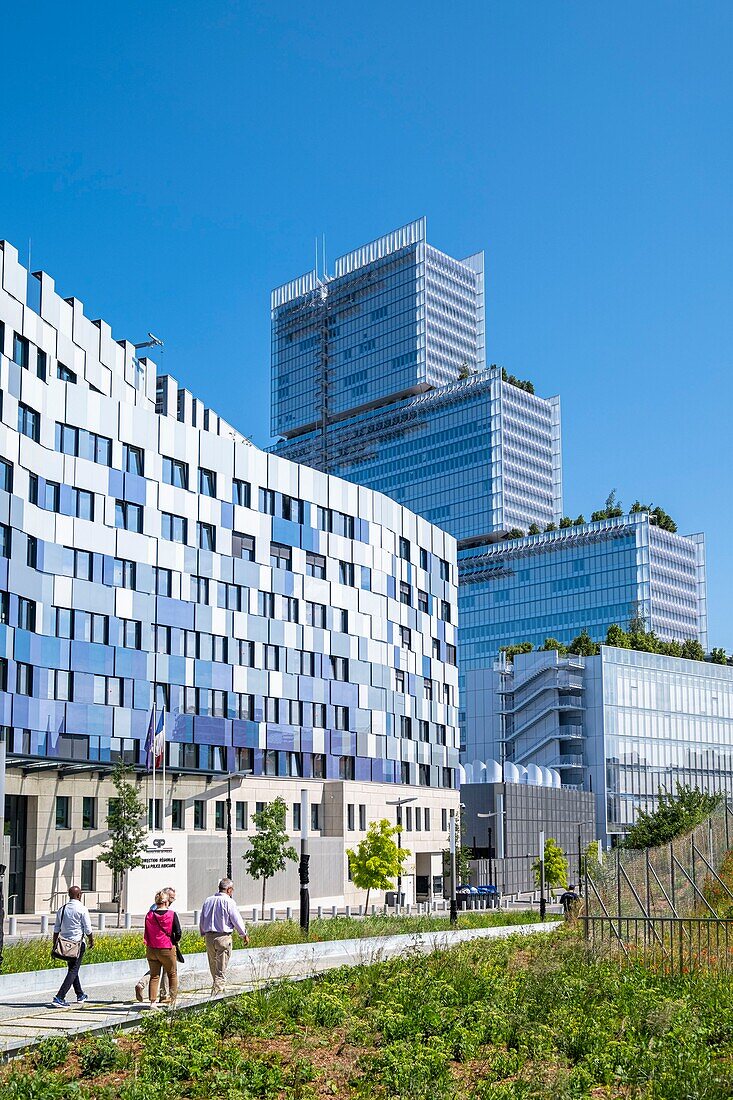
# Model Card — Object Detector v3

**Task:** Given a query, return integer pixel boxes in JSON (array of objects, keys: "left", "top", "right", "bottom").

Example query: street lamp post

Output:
[
  {"left": 449, "top": 808, "right": 458, "bottom": 926},
  {"left": 539, "top": 828, "right": 546, "bottom": 921},
  {"left": 226, "top": 776, "right": 233, "bottom": 882},
  {"left": 386, "top": 795, "right": 417, "bottom": 910},
  {"left": 478, "top": 810, "right": 501, "bottom": 898},
  {"left": 299, "top": 789, "right": 310, "bottom": 933},
  {"left": 575, "top": 820, "right": 596, "bottom": 896}
]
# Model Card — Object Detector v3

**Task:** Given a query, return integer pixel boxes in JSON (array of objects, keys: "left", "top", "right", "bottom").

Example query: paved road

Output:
[{"left": 0, "top": 921, "right": 560, "bottom": 1057}]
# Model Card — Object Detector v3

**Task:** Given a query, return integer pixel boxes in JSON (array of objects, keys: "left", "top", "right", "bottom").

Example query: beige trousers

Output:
[
  {"left": 146, "top": 947, "right": 178, "bottom": 1005},
  {"left": 205, "top": 931, "right": 232, "bottom": 994}
]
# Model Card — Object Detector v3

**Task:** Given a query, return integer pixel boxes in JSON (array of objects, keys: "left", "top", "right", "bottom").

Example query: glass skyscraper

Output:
[{"left": 273, "top": 218, "right": 562, "bottom": 541}]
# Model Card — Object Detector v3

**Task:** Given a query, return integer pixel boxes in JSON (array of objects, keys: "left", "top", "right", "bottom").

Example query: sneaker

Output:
[
  {"left": 147, "top": 1001, "right": 161, "bottom": 1010},
  {"left": 52, "top": 997, "right": 69, "bottom": 1008},
  {"left": 76, "top": 994, "right": 89, "bottom": 1004},
  {"left": 134, "top": 982, "right": 145, "bottom": 1003}
]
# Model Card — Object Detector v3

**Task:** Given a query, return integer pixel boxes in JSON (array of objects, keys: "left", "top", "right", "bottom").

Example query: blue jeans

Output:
[{"left": 56, "top": 941, "right": 86, "bottom": 1000}]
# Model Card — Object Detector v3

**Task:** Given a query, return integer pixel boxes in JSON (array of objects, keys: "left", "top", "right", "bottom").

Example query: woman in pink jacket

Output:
[{"left": 143, "top": 889, "right": 182, "bottom": 1008}]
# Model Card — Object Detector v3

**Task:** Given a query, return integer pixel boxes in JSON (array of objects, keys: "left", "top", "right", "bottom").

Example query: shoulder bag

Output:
[{"left": 51, "top": 905, "right": 82, "bottom": 960}]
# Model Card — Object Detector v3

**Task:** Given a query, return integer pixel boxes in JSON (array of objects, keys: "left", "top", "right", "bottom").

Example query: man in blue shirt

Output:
[
  {"left": 52, "top": 885, "right": 94, "bottom": 1007},
  {"left": 199, "top": 878, "right": 249, "bottom": 996}
]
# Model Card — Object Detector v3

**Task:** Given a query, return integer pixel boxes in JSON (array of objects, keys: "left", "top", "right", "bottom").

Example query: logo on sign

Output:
[{"left": 152, "top": 838, "right": 166, "bottom": 848}]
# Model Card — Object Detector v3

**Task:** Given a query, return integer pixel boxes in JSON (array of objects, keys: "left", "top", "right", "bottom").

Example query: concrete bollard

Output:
[
  {"left": 331, "top": 904, "right": 337, "bottom": 918},
  {"left": 286, "top": 906, "right": 292, "bottom": 921},
  {"left": 406, "top": 904, "right": 412, "bottom": 916},
  {"left": 317, "top": 905, "right": 323, "bottom": 919},
  {"left": 97, "top": 913, "right": 106, "bottom": 932},
  {"left": 125, "top": 912, "right": 133, "bottom": 929},
  {"left": 8, "top": 916, "right": 16, "bottom": 935},
  {"left": 193, "top": 909, "right": 200, "bottom": 926},
  {"left": 269, "top": 906, "right": 276, "bottom": 922},
  {"left": 40, "top": 914, "right": 48, "bottom": 935},
  {"left": 252, "top": 907, "right": 257, "bottom": 922},
  {"left": 371, "top": 903, "right": 376, "bottom": 916},
  {"left": 345, "top": 904, "right": 351, "bottom": 918}
]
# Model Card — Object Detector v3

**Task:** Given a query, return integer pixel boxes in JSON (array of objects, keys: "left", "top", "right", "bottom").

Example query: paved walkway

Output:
[{"left": 0, "top": 921, "right": 560, "bottom": 1057}]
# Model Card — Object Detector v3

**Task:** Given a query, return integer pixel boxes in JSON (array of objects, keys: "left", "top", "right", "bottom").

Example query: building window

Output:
[
  {"left": 89, "top": 432, "right": 112, "bottom": 466},
  {"left": 339, "top": 561, "right": 355, "bottom": 586},
  {"left": 440, "top": 600, "right": 451, "bottom": 622},
  {"left": 44, "top": 481, "right": 60, "bottom": 512},
  {"left": 155, "top": 567, "right": 172, "bottom": 597},
  {"left": 401, "top": 762, "right": 411, "bottom": 784},
  {"left": 270, "top": 542, "right": 292, "bottom": 570},
  {"left": 419, "top": 720, "right": 429, "bottom": 742},
  {"left": 311, "top": 804, "right": 321, "bottom": 832},
  {"left": 447, "top": 644, "right": 457, "bottom": 666},
  {"left": 420, "top": 548, "right": 429, "bottom": 570},
  {"left": 116, "top": 500, "right": 143, "bottom": 532},
  {"left": 13, "top": 332, "right": 29, "bottom": 368},
  {"left": 405, "top": 807, "right": 413, "bottom": 832},
  {"left": 340, "top": 756, "right": 355, "bottom": 780},
  {"left": 74, "top": 549, "right": 93, "bottom": 581},
  {"left": 199, "top": 467, "right": 217, "bottom": 497},
  {"left": 283, "top": 595, "right": 299, "bottom": 623},
  {"left": 281, "top": 495, "right": 302, "bottom": 523},
  {"left": 194, "top": 800, "right": 206, "bottom": 830},
  {"left": 75, "top": 489, "right": 95, "bottom": 521},
  {"left": 424, "top": 808, "right": 431, "bottom": 829},
  {"left": 192, "top": 576, "right": 209, "bottom": 604},
  {"left": 163, "top": 457, "right": 188, "bottom": 489},
  {"left": 57, "top": 363, "right": 77, "bottom": 383},
  {"left": 306, "top": 552, "right": 326, "bottom": 578},
  {"left": 122, "top": 619, "right": 142, "bottom": 649},
  {"left": 312, "top": 752, "right": 326, "bottom": 777},
  {"left": 439, "top": 558, "right": 450, "bottom": 582},
  {"left": 400, "top": 716, "right": 412, "bottom": 740},
  {"left": 80, "top": 860, "right": 96, "bottom": 893},
  {"left": 264, "top": 644, "right": 280, "bottom": 671},
  {"left": 113, "top": 558, "right": 136, "bottom": 589},
  {"left": 233, "top": 532, "right": 255, "bottom": 560},
  {"left": 395, "top": 669, "right": 405, "bottom": 693},
  {"left": 331, "top": 656, "right": 349, "bottom": 681},
  {"left": 313, "top": 705, "right": 327, "bottom": 730},
  {"left": 82, "top": 797, "right": 96, "bottom": 830},
  {"left": 399, "top": 582, "right": 411, "bottom": 606},
  {"left": 55, "top": 796, "right": 70, "bottom": 830},
  {"left": 123, "top": 444, "right": 145, "bottom": 475},
  {"left": 233, "top": 479, "right": 250, "bottom": 507},
  {"left": 442, "top": 808, "right": 448, "bottom": 832},
  {"left": 18, "top": 402, "right": 40, "bottom": 442},
  {"left": 335, "top": 706, "right": 349, "bottom": 731},
  {"left": 37, "top": 348, "right": 47, "bottom": 379},
  {"left": 16, "top": 662, "right": 33, "bottom": 695},
  {"left": 437, "top": 724, "right": 447, "bottom": 746},
  {"left": 56, "top": 423, "right": 79, "bottom": 455},
  {"left": 432, "top": 638, "right": 441, "bottom": 660},
  {"left": 418, "top": 590, "right": 429, "bottom": 614},
  {"left": 215, "top": 802, "right": 226, "bottom": 830},
  {"left": 172, "top": 799, "right": 184, "bottom": 830},
  {"left": 236, "top": 747, "right": 254, "bottom": 773},
  {"left": 259, "top": 591, "right": 276, "bottom": 618},
  {"left": 236, "top": 801, "right": 248, "bottom": 830},
  {"left": 359, "top": 805, "right": 367, "bottom": 830},
  {"left": 18, "top": 597, "right": 36, "bottom": 631},
  {"left": 419, "top": 762, "right": 431, "bottom": 786},
  {"left": 399, "top": 536, "right": 411, "bottom": 561},
  {"left": 0, "top": 525, "right": 9, "bottom": 560},
  {"left": 336, "top": 608, "right": 348, "bottom": 633},
  {"left": 306, "top": 601, "right": 326, "bottom": 628},
  {"left": 424, "top": 679, "right": 433, "bottom": 702},
  {"left": 213, "top": 635, "right": 228, "bottom": 663},
  {"left": 197, "top": 522, "right": 216, "bottom": 551},
  {"left": 400, "top": 626, "right": 411, "bottom": 649},
  {"left": 162, "top": 512, "right": 187, "bottom": 543},
  {"left": 53, "top": 670, "right": 73, "bottom": 701},
  {"left": 347, "top": 804, "right": 355, "bottom": 830},
  {"left": 0, "top": 458, "right": 12, "bottom": 494}
]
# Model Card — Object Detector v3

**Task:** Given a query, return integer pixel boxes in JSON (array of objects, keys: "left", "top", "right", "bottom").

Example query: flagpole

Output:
[
  {"left": 161, "top": 712, "right": 166, "bottom": 831},
  {"left": 151, "top": 704, "right": 156, "bottom": 832}
]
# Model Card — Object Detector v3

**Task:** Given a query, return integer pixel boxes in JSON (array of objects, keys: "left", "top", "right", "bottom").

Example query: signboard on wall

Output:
[{"left": 125, "top": 833, "right": 188, "bottom": 914}]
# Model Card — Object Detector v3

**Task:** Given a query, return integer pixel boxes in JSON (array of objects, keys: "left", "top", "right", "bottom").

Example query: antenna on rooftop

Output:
[
  {"left": 322, "top": 233, "right": 327, "bottom": 279},
  {"left": 133, "top": 332, "right": 164, "bottom": 352}
]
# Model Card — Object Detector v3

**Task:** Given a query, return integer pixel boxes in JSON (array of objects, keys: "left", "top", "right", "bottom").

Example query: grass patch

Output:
[
  {"left": 4, "top": 930, "right": 733, "bottom": 1097},
  {"left": 0, "top": 910, "right": 540, "bottom": 974}
]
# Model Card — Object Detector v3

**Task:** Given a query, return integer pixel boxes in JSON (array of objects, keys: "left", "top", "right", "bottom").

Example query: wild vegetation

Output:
[
  {"left": 5, "top": 933, "right": 733, "bottom": 1098},
  {"left": 501, "top": 619, "right": 720, "bottom": 665},
  {"left": 623, "top": 784, "right": 722, "bottom": 850},
  {"left": 0, "top": 911, "right": 539, "bottom": 975}
]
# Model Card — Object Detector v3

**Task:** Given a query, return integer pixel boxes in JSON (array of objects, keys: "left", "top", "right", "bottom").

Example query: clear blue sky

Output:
[{"left": 2, "top": 2, "right": 732, "bottom": 647}]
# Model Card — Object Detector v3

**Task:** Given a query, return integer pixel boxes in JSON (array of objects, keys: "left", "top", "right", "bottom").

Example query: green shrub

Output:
[
  {"left": 77, "top": 1034, "right": 122, "bottom": 1076},
  {"left": 32, "top": 1035, "right": 70, "bottom": 1070}
]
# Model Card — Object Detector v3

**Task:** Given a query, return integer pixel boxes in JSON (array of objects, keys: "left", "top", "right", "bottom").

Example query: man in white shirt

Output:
[
  {"left": 52, "top": 885, "right": 94, "bottom": 1007},
  {"left": 199, "top": 878, "right": 249, "bottom": 995}
]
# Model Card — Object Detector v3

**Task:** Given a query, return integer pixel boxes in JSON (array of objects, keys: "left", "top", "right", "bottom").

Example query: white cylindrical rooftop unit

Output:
[
  {"left": 540, "top": 766, "right": 554, "bottom": 787},
  {"left": 516, "top": 764, "right": 529, "bottom": 784},
  {"left": 458, "top": 763, "right": 470, "bottom": 785},
  {"left": 471, "top": 760, "right": 488, "bottom": 784},
  {"left": 485, "top": 758, "right": 502, "bottom": 784},
  {"left": 526, "top": 764, "right": 543, "bottom": 786},
  {"left": 504, "top": 761, "right": 520, "bottom": 783},
  {"left": 550, "top": 769, "right": 562, "bottom": 789}
]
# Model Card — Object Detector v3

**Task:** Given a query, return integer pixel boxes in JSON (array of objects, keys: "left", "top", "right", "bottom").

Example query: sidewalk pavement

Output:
[{"left": 0, "top": 921, "right": 560, "bottom": 1057}]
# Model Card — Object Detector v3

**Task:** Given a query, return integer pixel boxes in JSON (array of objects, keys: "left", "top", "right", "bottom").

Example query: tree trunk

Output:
[
  {"left": 365, "top": 887, "right": 371, "bottom": 911},
  {"left": 261, "top": 875, "right": 267, "bottom": 916},
  {"left": 117, "top": 873, "right": 123, "bottom": 928}
]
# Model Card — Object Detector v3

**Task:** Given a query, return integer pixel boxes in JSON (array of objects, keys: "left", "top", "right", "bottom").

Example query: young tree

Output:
[
  {"left": 242, "top": 797, "right": 298, "bottom": 911},
  {"left": 540, "top": 637, "right": 568, "bottom": 655},
  {"left": 681, "top": 638, "right": 706, "bottom": 662},
  {"left": 527, "top": 522, "right": 541, "bottom": 535},
  {"left": 567, "top": 630, "right": 599, "bottom": 656},
  {"left": 347, "top": 819, "right": 410, "bottom": 909},
  {"left": 532, "top": 837, "right": 568, "bottom": 891},
  {"left": 710, "top": 647, "right": 728, "bottom": 665},
  {"left": 97, "top": 763, "right": 148, "bottom": 926},
  {"left": 623, "top": 784, "right": 721, "bottom": 849}
]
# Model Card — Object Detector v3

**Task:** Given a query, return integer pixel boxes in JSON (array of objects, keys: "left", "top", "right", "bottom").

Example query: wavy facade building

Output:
[{"left": 0, "top": 239, "right": 459, "bottom": 913}]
